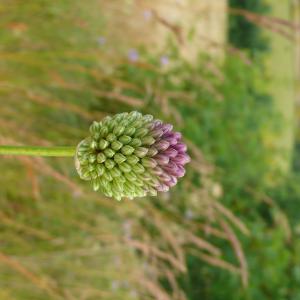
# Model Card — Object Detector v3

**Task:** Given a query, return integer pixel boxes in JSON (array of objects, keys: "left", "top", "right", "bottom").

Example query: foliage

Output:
[{"left": 229, "top": 0, "right": 270, "bottom": 55}]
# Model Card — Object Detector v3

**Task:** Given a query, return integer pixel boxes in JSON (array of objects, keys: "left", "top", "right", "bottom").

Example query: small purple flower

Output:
[
  {"left": 143, "top": 10, "right": 153, "bottom": 21},
  {"left": 160, "top": 55, "right": 169, "bottom": 66},
  {"left": 97, "top": 36, "right": 106, "bottom": 46},
  {"left": 128, "top": 49, "right": 139, "bottom": 62},
  {"left": 185, "top": 209, "right": 194, "bottom": 220}
]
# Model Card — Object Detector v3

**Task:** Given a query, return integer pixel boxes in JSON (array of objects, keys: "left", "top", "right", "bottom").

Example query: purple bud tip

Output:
[{"left": 128, "top": 49, "right": 139, "bottom": 62}]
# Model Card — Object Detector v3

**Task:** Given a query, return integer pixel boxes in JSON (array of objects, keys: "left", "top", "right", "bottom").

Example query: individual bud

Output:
[
  {"left": 99, "top": 126, "right": 108, "bottom": 137},
  {"left": 96, "top": 164, "right": 105, "bottom": 176},
  {"left": 126, "top": 155, "right": 139, "bottom": 165},
  {"left": 119, "top": 135, "right": 132, "bottom": 144},
  {"left": 121, "top": 145, "right": 135, "bottom": 156},
  {"left": 114, "top": 153, "right": 126, "bottom": 164},
  {"left": 125, "top": 172, "right": 137, "bottom": 182},
  {"left": 113, "top": 125, "right": 125, "bottom": 136},
  {"left": 90, "top": 121, "right": 101, "bottom": 135},
  {"left": 150, "top": 128, "right": 164, "bottom": 138},
  {"left": 99, "top": 139, "right": 109, "bottom": 150},
  {"left": 130, "top": 138, "right": 142, "bottom": 148},
  {"left": 92, "top": 178, "right": 101, "bottom": 191},
  {"left": 174, "top": 142, "right": 187, "bottom": 153},
  {"left": 124, "top": 127, "right": 135, "bottom": 136},
  {"left": 174, "top": 132, "right": 182, "bottom": 140},
  {"left": 104, "top": 148, "right": 115, "bottom": 158},
  {"left": 154, "top": 140, "right": 170, "bottom": 151},
  {"left": 106, "top": 133, "right": 116, "bottom": 142},
  {"left": 89, "top": 154, "right": 97, "bottom": 163},
  {"left": 105, "top": 159, "right": 115, "bottom": 169},
  {"left": 90, "top": 140, "right": 98, "bottom": 150},
  {"left": 141, "top": 157, "right": 157, "bottom": 168},
  {"left": 97, "top": 152, "right": 106, "bottom": 163},
  {"left": 141, "top": 136, "right": 155, "bottom": 146},
  {"left": 109, "top": 167, "right": 121, "bottom": 178},
  {"left": 134, "top": 128, "right": 148, "bottom": 138},
  {"left": 131, "top": 163, "right": 145, "bottom": 174},
  {"left": 134, "top": 147, "right": 148, "bottom": 158},
  {"left": 154, "top": 154, "right": 169, "bottom": 165},
  {"left": 147, "top": 147, "right": 158, "bottom": 157},
  {"left": 119, "top": 162, "right": 131, "bottom": 173},
  {"left": 163, "top": 147, "right": 178, "bottom": 158},
  {"left": 172, "top": 153, "right": 191, "bottom": 165},
  {"left": 111, "top": 140, "right": 123, "bottom": 151},
  {"left": 103, "top": 170, "right": 113, "bottom": 181}
]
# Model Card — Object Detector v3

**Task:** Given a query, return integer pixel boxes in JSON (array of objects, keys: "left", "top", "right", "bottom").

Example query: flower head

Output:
[{"left": 75, "top": 111, "right": 190, "bottom": 200}]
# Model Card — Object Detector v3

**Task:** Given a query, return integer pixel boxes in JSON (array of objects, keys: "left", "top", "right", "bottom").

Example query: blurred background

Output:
[{"left": 0, "top": 0, "right": 300, "bottom": 299}]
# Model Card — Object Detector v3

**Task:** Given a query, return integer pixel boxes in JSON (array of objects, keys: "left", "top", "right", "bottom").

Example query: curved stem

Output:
[{"left": 0, "top": 146, "right": 76, "bottom": 157}]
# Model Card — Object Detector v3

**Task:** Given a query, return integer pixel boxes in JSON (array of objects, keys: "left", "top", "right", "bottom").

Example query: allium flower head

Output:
[{"left": 75, "top": 111, "right": 190, "bottom": 200}]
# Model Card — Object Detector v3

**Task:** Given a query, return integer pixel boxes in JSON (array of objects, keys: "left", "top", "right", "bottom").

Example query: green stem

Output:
[{"left": 0, "top": 146, "right": 76, "bottom": 157}]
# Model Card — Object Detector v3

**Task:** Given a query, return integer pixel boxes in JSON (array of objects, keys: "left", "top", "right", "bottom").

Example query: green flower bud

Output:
[
  {"left": 121, "top": 145, "right": 135, "bottom": 156},
  {"left": 130, "top": 138, "right": 142, "bottom": 147},
  {"left": 97, "top": 152, "right": 106, "bottom": 163},
  {"left": 104, "top": 159, "right": 115, "bottom": 170},
  {"left": 106, "top": 133, "right": 116, "bottom": 142},
  {"left": 114, "top": 153, "right": 126, "bottom": 164},
  {"left": 119, "top": 135, "right": 132, "bottom": 144},
  {"left": 134, "top": 147, "right": 148, "bottom": 158},
  {"left": 99, "top": 139, "right": 109, "bottom": 150},
  {"left": 104, "top": 148, "right": 115, "bottom": 158},
  {"left": 111, "top": 140, "right": 123, "bottom": 151},
  {"left": 113, "top": 125, "right": 125, "bottom": 136}
]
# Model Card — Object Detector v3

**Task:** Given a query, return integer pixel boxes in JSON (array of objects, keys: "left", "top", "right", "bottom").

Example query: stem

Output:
[{"left": 0, "top": 146, "right": 76, "bottom": 157}]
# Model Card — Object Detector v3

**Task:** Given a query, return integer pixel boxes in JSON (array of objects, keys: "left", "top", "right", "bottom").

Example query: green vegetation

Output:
[{"left": 229, "top": 0, "right": 270, "bottom": 56}]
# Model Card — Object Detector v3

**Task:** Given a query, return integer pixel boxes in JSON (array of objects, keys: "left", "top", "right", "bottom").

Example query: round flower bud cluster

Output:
[{"left": 75, "top": 111, "right": 190, "bottom": 200}]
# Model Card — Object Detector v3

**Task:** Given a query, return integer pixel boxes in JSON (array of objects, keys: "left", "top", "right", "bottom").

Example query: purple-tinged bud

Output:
[
  {"left": 173, "top": 132, "right": 182, "bottom": 140},
  {"left": 159, "top": 172, "right": 171, "bottom": 182},
  {"left": 162, "top": 162, "right": 179, "bottom": 176},
  {"left": 147, "top": 147, "right": 158, "bottom": 157},
  {"left": 174, "top": 142, "right": 187, "bottom": 153},
  {"left": 154, "top": 140, "right": 170, "bottom": 152},
  {"left": 164, "top": 136, "right": 178, "bottom": 146},
  {"left": 150, "top": 128, "right": 164, "bottom": 139},
  {"left": 167, "top": 176, "right": 178, "bottom": 187},
  {"left": 163, "top": 148, "right": 178, "bottom": 158},
  {"left": 121, "top": 145, "right": 135, "bottom": 156},
  {"left": 141, "top": 157, "right": 157, "bottom": 168},
  {"left": 161, "top": 123, "right": 173, "bottom": 134},
  {"left": 156, "top": 184, "right": 170, "bottom": 192},
  {"left": 134, "top": 147, "right": 148, "bottom": 158},
  {"left": 141, "top": 136, "right": 155, "bottom": 146},
  {"left": 154, "top": 154, "right": 170, "bottom": 165},
  {"left": 172, "top": 153, "right": 191, "bottom": 165},
  {"left": 175, "top": 165, "right": 186, "bottom": 178},
  {"left": 152, "top": 166, "right": 164, "bottom": 176}
]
